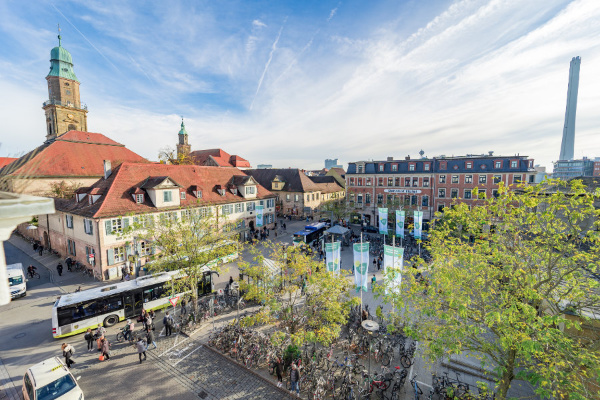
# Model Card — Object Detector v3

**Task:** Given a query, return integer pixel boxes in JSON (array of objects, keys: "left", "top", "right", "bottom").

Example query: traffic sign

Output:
[{"left": 169, "top": 296, "right": 180, "bottom": 307}]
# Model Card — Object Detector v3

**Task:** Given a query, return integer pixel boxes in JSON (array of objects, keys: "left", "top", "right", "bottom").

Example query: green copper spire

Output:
[
  {"left": 178, "top": 117, "right": 188, "bottom": 136},
  {"left": 47, "top": 27, "right": 79, "bottom": 82}
]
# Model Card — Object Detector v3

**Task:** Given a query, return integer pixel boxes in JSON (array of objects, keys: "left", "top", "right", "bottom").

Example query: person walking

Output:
[
  {"left": 95, "top": 324, "right": 106, "bottom": 351},
  {"left": 56, "top": 263, "right": 63, "bottom": 277},
  {"left": 275, "top": 356, "right": 283, "bottom": 388},
  {"left": 146, "top": 328, "right": 157, "bottom": 350},
  {"left": 136, "top": 338, "right": 147, "bottom": 364},
  {"left": 163, "top": 311, "right": 173, "bottom": 336},
  {"left": 84, "top": 328, "right": 95, "bottom": 352},
  {"left": 61, "top": 343, "right": 75, "bottom": 368},
  {"left": 65, "top": 257, "right": 73, "bottom": 272},
  {"left": 121, "top": 265, "right": 127, "bottom": 281},
  {"left": 33, "top": 242, "right": 38, "bottom": 254},
  {"left": 100, "top": 338, "right": 110, "bottom": 361},
  {"left": 371, "top": 274, "right": 376, "bottom": 290},
  {"left": 181, "top": 298, "right": 187, "bottom": 316},
  {"left": 38, "top": 245, "right": 44, "bottom": 256},
  {"left": 290, "top": 363, "right": 300, "bottom": 395}
]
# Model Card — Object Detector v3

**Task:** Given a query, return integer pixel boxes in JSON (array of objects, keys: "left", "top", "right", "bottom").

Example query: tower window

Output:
[{"left": 64, "top": 82, "right": 70, "bottom": 86}]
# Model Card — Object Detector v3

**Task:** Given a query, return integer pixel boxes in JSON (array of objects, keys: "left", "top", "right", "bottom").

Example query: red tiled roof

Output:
[
  {"left": 1, "top": 131, "right": 147, "bottom": 178},
  {"left": 189, "top": 148, "right": 250, "bottom": 168},
  {"left": 0, "top": 157, "right": 17, "bottom": 169},
  {"left": 55, "top": 162, "right": 275, "bottom": 218}
]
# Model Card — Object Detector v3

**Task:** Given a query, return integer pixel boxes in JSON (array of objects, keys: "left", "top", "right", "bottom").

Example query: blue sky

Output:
[{"left": 1, "top": 0, "right": 599, "bottom": 170}]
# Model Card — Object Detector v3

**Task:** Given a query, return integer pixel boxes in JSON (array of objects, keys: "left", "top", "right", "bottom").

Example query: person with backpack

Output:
[
  {"left": 95, "top": 324, "right": 106, "bottom": 351},
  {"left": 146, "top": 328, "right": 157, "bottom": 350},
  {"left": 136, "top": 337, "right": 147, "bottom": 364},
  {"left": 163, "top": 311, "right": 173, "bottom": 336},
  {"left": 65, "top": 257, "right": 73, "bottom": 272},
  {"left": 84, "top": 328, "right": 95, "bottom": 352},
  {"left": 61, "top": 343, "right": 75, "bottom": 368}
]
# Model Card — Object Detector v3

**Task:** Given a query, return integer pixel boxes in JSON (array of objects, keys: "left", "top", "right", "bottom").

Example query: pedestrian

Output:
[
  {"left": 377, "top": 259, "right": 381, "bottom": 271},
  {"left": 290, "top": 363, "right": 300, "bottom": 395},
  {"left": 100, "top": 338, "right": 110, "bottom": 361},
  {"left": 61, "top": 343, "right": 75, "bottom": 368},
  {"left": 145, "top": 313, "right": 153, "bottom": 331},
  {"left": 136, "top": 337, "right": 147, "bottom": 364},
  {"left": 319, "top": 250, "right": 323, "bottom": 261},
  {"left": 65, "top": 257, "right": 72, "bottom": 271},
  {"left": 27, "top": 265, "right": 37, "bottom": 279},
  {"left": 163, "top": 311, "right": 173, "bottom": 336},
  {"left": 84, "top": 328, "right": 94, "bottom": 352},
  {"left": 373, "top": 258, "right": 377, "bottom": 271},
  {"left": 95, "top": 324, "right": 106, "bottom": 351},
  {"left": 124, "top": 319, "right": 134, "bottom": 341},
  {"left": 121, "top": 265, "right": 127, "bottom": 281},
  {"left": 275, "top": 356, "right": 283, "bottom": 388},
  {"left": 146, "top": 328, "right": 157, "bottom": 350},
  {"left": 75, "top": 286, "right": 81, "bottom": 292},
  {"left": 56, "top": 263, "right": 63, "bottom": 276},
  {"left": 33, "top": 242, "right": 38, "bottom": 253},
  {"left": 38, "top": 245, "right": 43, "bottom": 256},
  {"left": 371, "top": 274, "right": 376, "bottom": 289},
  {"left": 283, "top": 222, "right": 286, "bottom": 230},
  {"left": 181, "top": 298, "right": 187, "bottom": 316}
]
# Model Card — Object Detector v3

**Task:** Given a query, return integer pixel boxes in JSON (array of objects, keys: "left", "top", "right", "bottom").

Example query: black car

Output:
[{"left": 364, "top": 225, "right": 378, "bottom": 233}]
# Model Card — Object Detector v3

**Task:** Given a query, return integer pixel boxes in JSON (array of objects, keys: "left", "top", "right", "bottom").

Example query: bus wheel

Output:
[{"left": 103, "top": 315, "right": 119, "bottom": 327}]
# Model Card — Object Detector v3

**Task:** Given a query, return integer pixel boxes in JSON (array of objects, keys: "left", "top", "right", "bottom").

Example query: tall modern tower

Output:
[{"left": 559, "top": 56, "right": 581, "bottom": 161}]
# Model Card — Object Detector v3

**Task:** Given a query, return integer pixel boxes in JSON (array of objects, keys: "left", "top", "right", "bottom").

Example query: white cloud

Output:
[{"left": 253, "top": 19, "right": 267, "bottom": 28}]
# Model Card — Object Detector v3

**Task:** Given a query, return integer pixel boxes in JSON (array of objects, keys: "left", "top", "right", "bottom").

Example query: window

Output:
[
  {"left": 438, "top": 204, "right": 445, "bottom": 212},
  {"left": 67, "top": 239, "right": 76, "bottom": 256},
  {"left": 424, "top": 163, "right": 430, "bottom": 171},
  {"left": 136, "top": 194, "right": 144, "bottom": 204},
  {"left": 422, "top": 196, "right": 429, "bottom": 207},
  {"left": 365, "top": 193, "right": 371, "bottom": 204},
  {"left": 379, "top": 164, "right": 384, "bottom": 172},
  {"left": 387, "top": 195, "right": 393, "bottom": 204},
  {"left": 366, "top": 178, "right": 372, "bottom": 186},
  {"left": 105, "top": 218, "right": 127, "bottom": 235},
  {"left": 181, "top": 209, "right": 191, "bottom": 221},
  {"left": 221, "top": 204, "right": 234, "bottom": 215},
  {"left": 235, "top": 203, "right": 244, "bottom": 213},
  {"left": 193, "top": 189, "right": 203, "bottom": 198},
  {"left": 199, "top": 207, "right": 212, "bottom": 218},
  {"left": 513, "top": 175, "right": 522, "bottom": 184},
  {"left": 378, "top": 178, "right": 384, "bottom": 186},
  {"left": 464, "top": 189, "right": 472, "bottom": 199},
  {"left": 423, "top": 178, "right": 429, "bottom": 187},
  {"left": 404, "top": 178, "right": 411, "bottom": 187},
  {"left": 465, "top": 175, "right": 473, "bottom": 184},
  {"left": 412, "top": 178, "right": 418, "bottom": 187},
  {"left": 404, "top": 195, "right": 410, "bottom": 206},
  {"left": 392, "top": 164, "right": 397, "bottom": 172},
  {"left": 349, "top": 194, "right": 355, "bottom": 203},
  {"left": 163, "top": 191, "right": 172, "bottom": 202},
  {"left": 245, "top": 186, "right": 256, "bottom": 195},
  {"left": 357, "top": 194, "right": 363, "bottom": 204},
  {"left": 307, "top": 195, "right": 310, "bottom": 202},
  {"left": 511, "top": 160, "right": 518, "bottom": 168},
  {"left": 440, "top": 162, "right": 447, "bottom": 170},
  {"left": 494, "top": 175, "right": 502, "bottom": 184},
  {"left": 388, "top": 177, "right": 393, "bottom": 186},
  {"left": 528, "top": 175, "right": 535, "bottom": 183},
  {"left": 247, "top": 202, "right": 256, "bottom": 211},
  {"left": 409, "top": 164, "right": 415, "bottom": 171},
  {"left": 180, "top": 191, "right": 186, "bottom": 200},
  {"left": 438, "top": 188, "right": 446, "bottom": 198},
  {"left": 294, "top": 194, "right": 299, "bottom": 202},
  {"left": 451, "top": 189, "right": 458, "bottom": 198},
  {"left": 85, "top": 246, "right": 95, "bottom": 264},
  {"left": 316, "top": 193, "right": 319, "bottom": 200},
  {"left": 493, "top": 189, "right": 499, "bottom": 198},
  {"left": 439, "top": 175, "right": 446, "bottom": 184},
  {"left": 377, "top": 194, "right": 383, "bottom": 204},
  {"left": 451, "top": 175, "right": 459, "bottom": 184},
  {"left": 83, "top": 219, "right": 93, "bottom": 235},
  {"left": 479, "top": 175, "right": 487, "bottom": 184},
  {"left": 528, "top": 160, "right": 534, "bottom": 168},
  {"left": 411, "top": 195, "right": 417, "bottom": 206},
  {"left": 286, "top": 194, "right": 290, "bottom": 201},
  {"left": 357, "top": 165, "right": 363, "bottom": 173},
  {"left": 466, "top": 162, "right": 473, "bottom": 169},
  {"left": 495, "top": 161, "right": 502, "bottom": 169},
  {"left": 395, "top": 177, "right": 400, "bottom": 186},
  {"left": 66, "top": 214, "right": 73, "bottom": 229}
]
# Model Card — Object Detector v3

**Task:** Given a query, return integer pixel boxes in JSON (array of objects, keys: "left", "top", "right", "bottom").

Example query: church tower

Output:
[
  {"left": 176, "top": 119, "right": 191, "bottom": 159},
  {"left": 43, "top": 31, "right": 88, "bottom": 141}
]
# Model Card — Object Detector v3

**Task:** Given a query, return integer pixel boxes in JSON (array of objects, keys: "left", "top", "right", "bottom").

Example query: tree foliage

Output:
[
  {"left": 380, "top": 180, "right": 600, "bottom": 400},
  {"left": 320, "top": 199, "right": 354, "bottom": 222},
  {"left": 158, "top": 146, "right": 194, "bottom": 165},
  {"left": 129, "top": 206, "right": 240, "bottom": 312},
  {"left": 238, "top": 241, "right": 356, "bottom": 346},
  {"left": 48, "top": 180, "right": 82, "bottom": 198}
]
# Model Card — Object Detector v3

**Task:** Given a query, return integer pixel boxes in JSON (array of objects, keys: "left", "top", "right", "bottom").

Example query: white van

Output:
[
  {"left": 22, "top": 357, "right": 84, "bottom": 400},
  {"left": 7, "top": 263, "right": 26, "bottom": 299}
]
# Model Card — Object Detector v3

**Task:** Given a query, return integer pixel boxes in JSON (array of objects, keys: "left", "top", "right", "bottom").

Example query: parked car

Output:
[
  {"left": 22, "top": 357, "right": 84, "bottom": 400},
  {"left": 364, "top": 225, "right": 378, "bottom": 233}
]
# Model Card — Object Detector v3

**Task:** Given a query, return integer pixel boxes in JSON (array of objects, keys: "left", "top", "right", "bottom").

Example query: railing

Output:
[{"left": 42, "top": 99, "right": 88, "bottom": 111}]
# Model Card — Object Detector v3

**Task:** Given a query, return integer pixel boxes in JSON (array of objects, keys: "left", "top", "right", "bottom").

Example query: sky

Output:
[{"left": 1, "top": 0, "right": 599, "bottom": 171}]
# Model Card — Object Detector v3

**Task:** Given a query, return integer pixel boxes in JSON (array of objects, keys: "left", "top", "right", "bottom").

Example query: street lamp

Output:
[{"left": 361, "top": 319, "right": 379, "bottom": 379}]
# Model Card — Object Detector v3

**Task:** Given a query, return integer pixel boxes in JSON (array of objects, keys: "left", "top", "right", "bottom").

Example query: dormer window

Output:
[
  {"left": 245, "top": 186, "right": 256, "bottom": 195},
  {"left": 136, "top": 194, "right": 144, "bottom": 204}
]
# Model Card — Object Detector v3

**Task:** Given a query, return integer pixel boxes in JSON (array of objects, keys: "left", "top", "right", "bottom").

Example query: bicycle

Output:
[
  {"left": 411, "top": 374, "right": 423, "bottom": 400},
  {"left": 28, "top": 271, "right": 40, "bottom": 279}
]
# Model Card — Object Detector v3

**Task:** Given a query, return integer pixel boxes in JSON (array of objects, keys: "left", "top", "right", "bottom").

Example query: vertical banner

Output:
[
  {"left": 325, "top": 242, "right": 341, "bottom": 274},
  {"left": 353, "top": 243, "right": 370, "bottom": 292},
  {"left": 383, "top": 245, "right": 404, "bottom": 293},
  {"left": 256, "top": 205, "right": 264, "bottom": 227},
  {"left": 378, "top": 208, "right": 388, "bottom": 235},
  {"left": 414, "top": 211, "right": 423, "bottom": 239},
  {"left": 395, "top": 210, "right": 405, "bottom": 238}
]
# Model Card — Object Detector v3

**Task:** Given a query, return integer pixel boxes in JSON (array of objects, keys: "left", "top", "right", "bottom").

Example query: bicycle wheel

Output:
[
  {"left": 116, "top": 332, "right": 125, "bottom": 343},
  {"left": 381, "top": 352, "right": 391, "bottom": 366},
  {"left": 33, "top": 272, "right": 40, "bottom": 279},
  {"left": 400, "top": 355, "right": 412, "bottom": 368}
]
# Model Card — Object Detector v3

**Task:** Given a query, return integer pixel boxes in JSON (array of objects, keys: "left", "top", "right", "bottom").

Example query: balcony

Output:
[{"left": 43, "top": 99, "right": 88, "bottom": 111}]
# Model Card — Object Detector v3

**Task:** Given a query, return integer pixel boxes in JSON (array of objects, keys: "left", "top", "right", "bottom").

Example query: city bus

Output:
[
  {"left": 51, "top": 242, "right": 238, "bottom": 338},
  {"left": 292, "top": 222, "right": 327, "bottom": 246}
]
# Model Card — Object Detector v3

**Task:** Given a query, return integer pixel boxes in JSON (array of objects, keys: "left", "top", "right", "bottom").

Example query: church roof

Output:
[
  {"left": 0, "top": 131, "right": 147, "bottom": 179},
  {"left": 47, "top": 40, "right": 78, "bottom": 82},
  {"left": 178, "top": 120, "right": 188, "bottom": 136}
]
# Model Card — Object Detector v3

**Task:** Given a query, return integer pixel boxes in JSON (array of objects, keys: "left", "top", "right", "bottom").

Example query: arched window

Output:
[{"left": 68, "top": 124, "right": 76, "bottom": 131}]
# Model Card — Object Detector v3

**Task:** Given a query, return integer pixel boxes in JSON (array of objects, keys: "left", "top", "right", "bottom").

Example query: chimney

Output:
[
  {"left": 103, "top": 160, "right": 112, "bottom": 180},
  {"left": 488, "top": 151, "right": 494, "bottom": 156},
  {"left": 405, "top": 156, "right": 410, "bottom": 160},
  {"left": 387, "top": 157, "right": 393, "bottom": 161}
]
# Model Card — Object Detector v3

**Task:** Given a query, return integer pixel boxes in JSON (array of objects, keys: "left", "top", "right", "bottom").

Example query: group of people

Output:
[{"left": 271, "top": 356, "right": 301, "bottom": 395}]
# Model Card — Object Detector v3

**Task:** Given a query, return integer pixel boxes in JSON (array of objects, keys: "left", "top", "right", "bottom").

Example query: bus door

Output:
[
  {"left": 198, "top": 272, "right": 212, "bottom": 296},
  {"left": 124, "top": 291, "right": 144, "bottom": 318}
]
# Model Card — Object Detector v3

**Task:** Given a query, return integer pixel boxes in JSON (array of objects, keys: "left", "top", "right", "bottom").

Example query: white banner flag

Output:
[
  {"left": 395, "top": 210, "right": 405, "bottom": 238},
  {"left": 414, "top": 211, "right": 423, "bottom": 239},
  {"left": 325, "top": 242, "right": 341, "bottom": 274},
  {"left": 256, "top": 205, "right": 264, "bottom": 227},
  {"left": 378, "top": 208, "right": 388, "bottom": 235},
  {"left": 353, "top": 243, "right": 370, "bottom": 292},
  {"left": 383, "top": 245, "right": 404, "bottom": 293}
]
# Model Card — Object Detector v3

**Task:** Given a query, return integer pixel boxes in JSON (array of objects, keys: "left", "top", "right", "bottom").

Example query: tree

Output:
[
  {"left": 129, "top": 206, "right": 240, "bottom": 314},
  {"left": 238, "top": 241, "right": 356, "bottom": 346},
  {"left": 47, "top": 180, "right": 81, "bottom": 198},
  {"left": 379, "top": 180, "right": 600, "bottom": 399},
  {"left": 158, "top": 146, "right": 194, "bottom": 165},
  {"left": 320, "top": 199, "right": 354, "bottom": 223}
]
